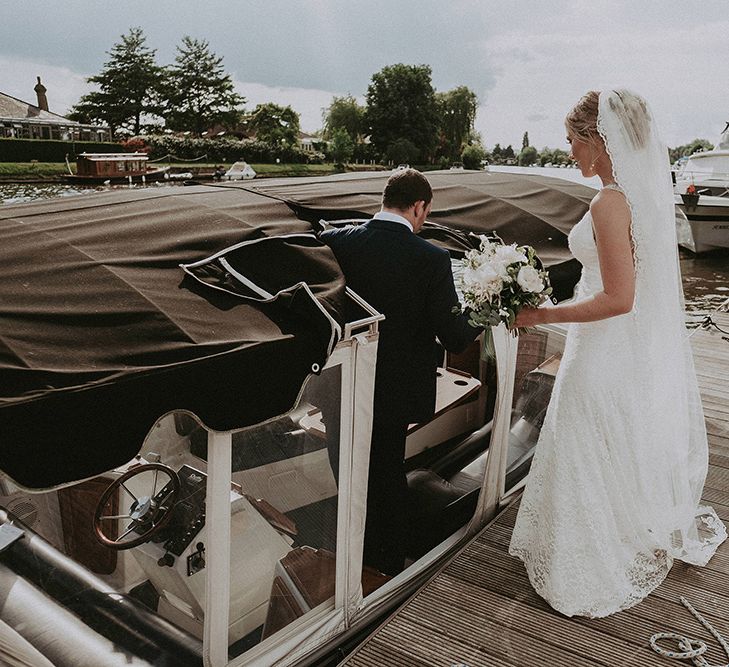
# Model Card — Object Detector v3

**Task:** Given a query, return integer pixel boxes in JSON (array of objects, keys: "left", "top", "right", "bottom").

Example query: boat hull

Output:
[{"left": 675, "top": 194, "right": 729, "bottom": 253}]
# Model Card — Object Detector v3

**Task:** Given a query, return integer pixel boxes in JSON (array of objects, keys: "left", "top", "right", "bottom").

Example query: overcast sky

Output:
[{"left": 1, "top": 0, "right": 727, "bottom": 149}]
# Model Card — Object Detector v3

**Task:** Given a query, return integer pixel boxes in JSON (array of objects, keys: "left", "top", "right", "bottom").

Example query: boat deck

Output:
[{"left": 342, "top": 311, "right": 729, "bottom": 667}]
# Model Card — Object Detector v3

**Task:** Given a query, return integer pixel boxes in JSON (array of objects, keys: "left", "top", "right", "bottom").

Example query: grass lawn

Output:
[{"left": 0, "top": 162, "right": 77, "bottom": 178}]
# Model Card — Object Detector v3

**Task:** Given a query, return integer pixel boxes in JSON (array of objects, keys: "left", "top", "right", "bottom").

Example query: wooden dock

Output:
[{"left": 343, "top": 311, "right": 729, "bottom": 667}]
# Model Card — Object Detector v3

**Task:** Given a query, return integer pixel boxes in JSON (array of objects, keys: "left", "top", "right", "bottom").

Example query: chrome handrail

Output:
[{"left": 343, "top": 287, "right": 384, "bottom": 340}]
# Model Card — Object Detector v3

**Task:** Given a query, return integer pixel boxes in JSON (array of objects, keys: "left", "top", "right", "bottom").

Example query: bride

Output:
[{"left": 508, "top": 89, "right": 727, "bottom": 617}]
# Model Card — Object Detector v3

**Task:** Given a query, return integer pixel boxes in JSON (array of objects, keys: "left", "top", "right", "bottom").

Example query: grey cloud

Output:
[{"left": 0, "top": 0, "right": 500, "bottom": 98}]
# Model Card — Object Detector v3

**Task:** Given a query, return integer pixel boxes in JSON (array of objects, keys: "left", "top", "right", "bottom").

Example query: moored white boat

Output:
[{"left": 674, "top": 124, "right": 729, "bottom": 252}]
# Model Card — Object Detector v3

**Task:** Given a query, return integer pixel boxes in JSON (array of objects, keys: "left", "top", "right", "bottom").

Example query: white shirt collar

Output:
[{"left": 373, "top": 210, "right": 413, "bottom": 232}]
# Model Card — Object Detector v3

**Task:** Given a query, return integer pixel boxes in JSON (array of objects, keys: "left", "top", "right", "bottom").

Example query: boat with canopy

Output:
[{"left": 0, "top": 170, "right": 593, "bottom": 666}]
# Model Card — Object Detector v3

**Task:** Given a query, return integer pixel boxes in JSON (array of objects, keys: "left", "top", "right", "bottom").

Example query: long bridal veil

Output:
[{"left": 597, "top": 89, "right": 726, "bottom": 566}]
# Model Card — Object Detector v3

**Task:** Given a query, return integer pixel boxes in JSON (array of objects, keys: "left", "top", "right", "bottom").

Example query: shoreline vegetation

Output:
[{"left": 0, "top": 162, "right": 396, "bottom": 182}]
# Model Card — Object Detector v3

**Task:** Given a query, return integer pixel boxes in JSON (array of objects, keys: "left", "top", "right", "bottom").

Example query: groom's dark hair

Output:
[{"left": 382, "top": 168, "right": 433, "bottom": 210}]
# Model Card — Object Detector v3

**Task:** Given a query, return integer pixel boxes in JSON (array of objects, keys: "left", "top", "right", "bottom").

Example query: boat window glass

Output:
[
  {"left": 225, "top": 365, "right": 342, "bottom": 658},
  {"left": 0, "top": 361, "right": 343, "bottom": 666},
  {"left": 502, "top": 328, "right": 564, "bottom": 495}
]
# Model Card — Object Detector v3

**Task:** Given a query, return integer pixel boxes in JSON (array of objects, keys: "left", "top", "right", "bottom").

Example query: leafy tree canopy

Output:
[
  {"left": 328, "top": 127, "right": 355, "bottom": 166},
  {"left": 323, "top": 95, "right": 365, "bottom": 142},
  {"left": 518, "top": 145, "right": 538, "bottom": 166},
  {"left": 365, "top": 64, "right": 439, "bottom": 162},
  {"left": 248, "top": 103, "right": 301, "bottom": 148},
  {"left": 162, "top": 36, "right": 244, "bottom": 135},
  {"left": 668, "top": 138, "right": 714, "bottom": 163},
  {"left": 461, "top": 143, "right": 487, "bottom": 169},
  {"left": 387, "top": 138, "right": 420, "bottom": 165},
  {"left": 436, "top": 86, "right": 479, "bottom": 161},
  {"left": 69, "top": 27, "right": 163, "bottom": 136}
]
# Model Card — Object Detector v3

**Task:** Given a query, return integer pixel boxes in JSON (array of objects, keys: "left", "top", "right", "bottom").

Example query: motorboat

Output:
[
  {"left": 674, "top": 123, "right": 729, "bottom": 252},
  {"left": 224, "top": 161, "right": 257, "bottom": 180},
  {"left": 64, "top": 152, "right": 170, "bottom": 184},
  {"left": 0, "top": 171, "right": 593, "bottom": 667}
]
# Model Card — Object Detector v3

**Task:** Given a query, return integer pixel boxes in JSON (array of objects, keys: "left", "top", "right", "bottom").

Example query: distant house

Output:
[
  {"left": 0, "top": 77, "right": 110, "bottom": 142},
  {"left": 299, "top": 131, "right": 328, "bottom": 153}
]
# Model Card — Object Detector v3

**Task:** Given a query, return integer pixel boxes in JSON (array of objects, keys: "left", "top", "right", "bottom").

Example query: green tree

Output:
[
  {"left": 162, "top": 36, "right": 244, "bottom": 135},
  {"left": 522, "top": 131, "right": 530, "bottom": 149},
  {"left": 436, "top": 86, "right": 478, "bottom": 161},
  {"left": 503, "top": 145, "right": 516, "bottom": 160},
  {"left": 365, "top": 64, "right": 439, "bottom": 162},
  {"left": 248, "top": 103, "right": 301, "bottom": 148},
  {"left": 69, "top": 27, "right": 163, "bottom": 136},
  {"left": 323, "top": 95, "right": 365, "bottom": 142},
  {"left": 539, "top": 147, "right": 569, "bottom": 166},
  {"left": 518, "top": 145, "right": 538, "bottom": 166},
  {"left": 668, "top": 138, "right": 714, "bottom": 163},
  {"left": 461, "top": 143, "right": 487, "bottom": 170},
  {"left": 387, "top": 138, "right": 420, "bottom": 165},
  {"left": 328, "top": 127, "right": 355, "bottom": 166}
]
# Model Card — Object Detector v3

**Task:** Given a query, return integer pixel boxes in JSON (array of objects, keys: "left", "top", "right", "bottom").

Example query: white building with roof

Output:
[{"left": 0, "top": 77, "right": 110, "bottom": 142}]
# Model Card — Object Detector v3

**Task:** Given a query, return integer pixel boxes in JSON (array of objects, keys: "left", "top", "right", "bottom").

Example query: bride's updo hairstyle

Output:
[
  {"left": 567, "top": 89, "right": 652, "bottom": 151},
  {"left": 565, "top": 90, "right": 601, "bottom": 146}
]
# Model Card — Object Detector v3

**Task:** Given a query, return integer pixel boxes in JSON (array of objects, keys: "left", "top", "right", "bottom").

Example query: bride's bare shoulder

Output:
[{"left": 590, "top": 187, "right": 631, "bottom": 226}]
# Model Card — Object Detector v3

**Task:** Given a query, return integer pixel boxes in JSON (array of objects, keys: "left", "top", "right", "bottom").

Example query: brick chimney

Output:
[{"left": 34, "top": 76, "right": 48, "bottom": 112}]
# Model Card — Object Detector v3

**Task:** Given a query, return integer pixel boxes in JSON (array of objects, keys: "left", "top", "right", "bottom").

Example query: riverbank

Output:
[{"left": 0, "top": 161, "right": 390, "bottom": 182}]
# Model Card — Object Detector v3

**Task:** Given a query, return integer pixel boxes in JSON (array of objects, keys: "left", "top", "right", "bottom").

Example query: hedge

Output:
[
  {"left": 0, "top": 139, "right": 125, "bottom": 163},
  {"left": 0, "top": 135, "right": 328, "bottom": 165},
  {"left": 130, "top": 135, "right": 325, "bottom": 165}
]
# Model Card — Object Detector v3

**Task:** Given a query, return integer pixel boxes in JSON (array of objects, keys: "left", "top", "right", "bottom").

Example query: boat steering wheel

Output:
[{"left": 94, "top": 463, "right": 181, "bottom": 550}]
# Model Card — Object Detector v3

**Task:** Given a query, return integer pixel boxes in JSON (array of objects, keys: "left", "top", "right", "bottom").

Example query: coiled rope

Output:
[{"left": 650, "top": 597, "right": 729, "bottom": 666}]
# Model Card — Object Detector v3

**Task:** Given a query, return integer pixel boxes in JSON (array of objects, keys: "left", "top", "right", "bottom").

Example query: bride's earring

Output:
[{"left": 590, "top": 149, "right": 603, "bottom": 173}]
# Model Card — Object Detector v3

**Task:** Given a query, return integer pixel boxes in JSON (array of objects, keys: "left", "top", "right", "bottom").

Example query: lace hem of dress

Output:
[
  {"left": 677, "top": 505, "right": 729, "bottom": 566},
  {"left": 510, "top": 505, "right": 727, "bottom": 618},
  {"left": 510, "top": 543, "right": 671, "bottom": 618}
]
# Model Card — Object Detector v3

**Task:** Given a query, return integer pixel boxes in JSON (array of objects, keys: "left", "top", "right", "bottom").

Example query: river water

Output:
[{"left": 1, "top": 172, "right": 727, "bottom": 314}]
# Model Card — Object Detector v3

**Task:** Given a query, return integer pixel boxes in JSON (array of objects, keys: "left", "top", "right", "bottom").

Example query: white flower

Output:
[
  {"left": 494, "top": 243, "right": 527, "bottom": 266},
  {"left": 516, "top": 265, "right": 545, "bottom": 293},
  {"left": 463, "top": 262, "right": 503, "bottom": 301}
]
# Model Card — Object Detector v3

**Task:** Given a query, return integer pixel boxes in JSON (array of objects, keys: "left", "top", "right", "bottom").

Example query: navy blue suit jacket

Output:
[{"left": 321, "top": 218, "right": 481, "bottom": 423}]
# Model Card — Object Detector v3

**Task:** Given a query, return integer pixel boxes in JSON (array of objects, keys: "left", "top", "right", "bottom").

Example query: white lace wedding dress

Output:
[{"left": 509, "top": 191, "right": 727, "bottom": 617}]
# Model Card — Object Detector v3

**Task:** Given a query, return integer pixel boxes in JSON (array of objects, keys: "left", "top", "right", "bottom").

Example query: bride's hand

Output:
[{"left": 513, "top": 306, "right": 543, "bottom": 329}]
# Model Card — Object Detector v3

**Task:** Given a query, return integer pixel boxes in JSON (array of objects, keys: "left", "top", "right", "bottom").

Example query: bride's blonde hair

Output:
[{"left": 565, "top": 91, "right": 601, "bottom": 144}]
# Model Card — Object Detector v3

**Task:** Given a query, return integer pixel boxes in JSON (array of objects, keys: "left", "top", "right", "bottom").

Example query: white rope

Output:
[{"left": 650, "top": 597, "right": 729, "bottom": 667}]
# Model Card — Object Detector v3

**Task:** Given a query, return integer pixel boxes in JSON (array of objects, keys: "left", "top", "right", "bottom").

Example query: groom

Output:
[{"left": 321, "top": 168, "right": 482, "bottom": 575}]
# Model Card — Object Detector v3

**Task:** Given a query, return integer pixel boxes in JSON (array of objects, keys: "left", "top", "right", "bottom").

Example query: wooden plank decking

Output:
[{"left": 343, "top": 312, "right": 729, "bottom": 667}]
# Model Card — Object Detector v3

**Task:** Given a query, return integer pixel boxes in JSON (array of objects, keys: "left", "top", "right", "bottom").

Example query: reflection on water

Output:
[
  {"left": 0, "top": 182, "right": 99, "bottom": 205},
  {"left": 0, "top": 181, "right": 183, "bottom": 206},
  {"left": 2, "top": 175, "right": 727, "bottom": 314},
  {"left": 681, "top": 248, "right": 729, "bottom": 314}
]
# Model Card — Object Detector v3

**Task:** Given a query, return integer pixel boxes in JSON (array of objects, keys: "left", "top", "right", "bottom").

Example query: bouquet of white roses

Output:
[{"left": 453, "top": 234, "right": 552, "bottom": 359}]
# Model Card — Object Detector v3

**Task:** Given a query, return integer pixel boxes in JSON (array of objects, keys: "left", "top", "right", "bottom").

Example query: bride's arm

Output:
[{"left": 515, "top": 190, "right": 635, "bottom": 326}]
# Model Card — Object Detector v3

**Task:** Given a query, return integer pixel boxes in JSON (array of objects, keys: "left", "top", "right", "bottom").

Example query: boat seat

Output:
[
  {"left": 0, "top": 563, "right": 154, "bottom": 667},
  {"left": 0, "top": 508, "right": 203, "bottom": 667},
  {"left": 405, "top": 468, "right": 481, "bottom": 557}
]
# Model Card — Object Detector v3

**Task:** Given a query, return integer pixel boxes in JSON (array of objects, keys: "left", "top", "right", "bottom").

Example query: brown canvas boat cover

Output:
[{"left": 0, "top": 171, "right": 593, "bottom": 488}]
